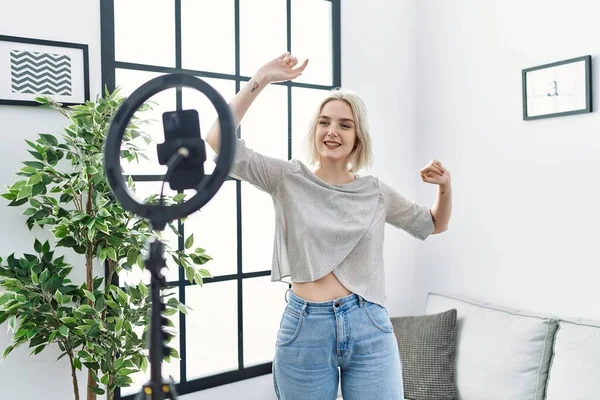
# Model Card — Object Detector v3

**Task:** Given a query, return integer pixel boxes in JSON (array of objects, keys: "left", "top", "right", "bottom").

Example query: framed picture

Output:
[
  {"left": 522, "top": 55, "right": 592, "bottom": 120},
  {"left": 0, "top": 35, "right": 89, "bottom": 106}
]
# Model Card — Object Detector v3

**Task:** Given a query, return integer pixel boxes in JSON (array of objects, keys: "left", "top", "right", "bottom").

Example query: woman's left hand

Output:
[{"left": 420, "top": 159, "right": 451, "bottom": 186}]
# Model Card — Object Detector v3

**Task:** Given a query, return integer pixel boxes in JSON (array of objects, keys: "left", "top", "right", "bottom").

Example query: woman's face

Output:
[{"left": 314, "top": 100, "right": 357, "bottom": 166}]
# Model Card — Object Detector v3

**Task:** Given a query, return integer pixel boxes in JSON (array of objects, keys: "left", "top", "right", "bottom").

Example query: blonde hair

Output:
[{"left": 306, "top": 88, "right": 373, "bottom": 173}]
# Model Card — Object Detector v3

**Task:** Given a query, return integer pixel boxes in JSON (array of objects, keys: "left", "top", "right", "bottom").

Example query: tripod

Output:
[
  {"left": 104, "top": 72, "right": 236, "bottom": 400},
  {"left": 135, "top": 239, "right": 178, "bottom": 400}
]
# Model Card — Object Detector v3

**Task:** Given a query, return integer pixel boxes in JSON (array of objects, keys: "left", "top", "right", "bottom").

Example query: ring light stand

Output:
[{"left": 104, "top": 73, "right": 236, "bottom": 399}]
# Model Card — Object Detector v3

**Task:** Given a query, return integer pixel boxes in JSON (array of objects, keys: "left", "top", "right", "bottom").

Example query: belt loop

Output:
[
  {"left": 358, "top": 295, "right": 364, "bottom": 308},
  {"left": 301, "top": 301, "right": 308, "bottom": 317},
  {"left": 284, "top": 288, "right": 290, "bottom": 303}
]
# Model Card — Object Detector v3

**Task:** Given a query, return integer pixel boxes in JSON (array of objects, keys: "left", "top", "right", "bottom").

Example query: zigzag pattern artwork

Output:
[{"left": 10, "top": 50, "right": 72, "bottom": 96}]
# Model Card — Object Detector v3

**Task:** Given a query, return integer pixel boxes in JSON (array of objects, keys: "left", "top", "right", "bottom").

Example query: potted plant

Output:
[{"left": 0, "top": 88, "right": 213, "bottom": 400}]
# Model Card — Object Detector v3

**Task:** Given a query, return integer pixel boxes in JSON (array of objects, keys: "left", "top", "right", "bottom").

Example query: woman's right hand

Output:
[{"left": 257, "top": 52, "right": 308, "bottom": 84}]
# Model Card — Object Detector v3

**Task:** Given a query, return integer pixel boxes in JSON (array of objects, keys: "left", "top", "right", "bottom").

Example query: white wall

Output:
[
  {"left": 414, "top": 0, "right": 600, "bottom": 321},
  {"left": 341, "top": 0, "right": 424, "bottom": 318},
  {"left": 0, "top": 1, "right": 103, "bottom": 399}
]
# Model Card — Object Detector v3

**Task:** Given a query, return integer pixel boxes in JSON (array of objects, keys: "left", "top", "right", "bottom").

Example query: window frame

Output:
[{"left": 100, "top": 1, "right": 341, "bottom": 398}]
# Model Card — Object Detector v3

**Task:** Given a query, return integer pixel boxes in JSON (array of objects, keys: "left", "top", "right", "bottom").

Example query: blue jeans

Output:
[{"left": 273, "top": 289, "right": 404, "bottom": 400}]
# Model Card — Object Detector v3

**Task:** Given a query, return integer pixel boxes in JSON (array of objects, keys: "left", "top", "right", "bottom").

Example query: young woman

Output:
[{"left": 206, "top": 52, "right": 452, "bottom": 400}]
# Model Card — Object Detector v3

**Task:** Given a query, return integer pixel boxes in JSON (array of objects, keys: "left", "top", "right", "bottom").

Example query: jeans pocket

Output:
[
  {"left": 363, "top": 302, "right": 394, "bottom": 333},
  {"left": 276, "top": 307, "right": 304, "bottom": 347}
]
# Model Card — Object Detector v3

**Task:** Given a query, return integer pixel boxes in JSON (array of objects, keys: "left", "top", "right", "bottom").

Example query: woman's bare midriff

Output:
[{"left": 291, "top": 271, "right": 353, "bottom": 302}]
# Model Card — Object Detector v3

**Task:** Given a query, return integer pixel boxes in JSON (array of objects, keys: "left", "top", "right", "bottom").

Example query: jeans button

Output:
[{"left": 334, "top": 302, "right": 340, "bottom": 308}]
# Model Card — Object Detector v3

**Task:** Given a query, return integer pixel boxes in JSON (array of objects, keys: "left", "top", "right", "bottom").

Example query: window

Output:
[{"left": 100, "top": 1, "right": 340, "bottom": 398}]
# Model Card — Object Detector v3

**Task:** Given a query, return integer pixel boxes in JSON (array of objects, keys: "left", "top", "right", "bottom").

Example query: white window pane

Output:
[
  {"left": 182, "top": 78, "right": 236, "bottom": 175},
  {"left": 240, "top": 0, "right": 287, "bottom": 77},
  {"left": 239, "top": 83, "right": 286, "bottom": 274},
  {"left": 183, "top": 181, "right": 237, "bottom": 277},
  {"left": 243, "top": 277, "right": 288, "bottom": 367},
  {"left": 115, "top": 0, "right": 175, "bottom": 67},
  {"left": 181, "top": 0, "right": 235, "bottom": 74},
  {"left": 291, "top": 87, "right": 328, "bottom": 164},
  {"left": 120, "top": 289, "right": 181, "bottom": 397},
  {"left": 241, "top": 182, "right": 275, "bottom": 274},
  {"left": 186, "top": 282, "right": 238, "bottom": 379},
  {"left": 240, "top": 82, "right": 288, "bottom": 159},
  {"left": 291, "top": 0, "right": 333, "bottom": 85},
  {"left": 116, "top": 69, "right": 176, "bottom": 176},
  {"left": 118, "top": 181, "right": 180, "bottom": 286}
]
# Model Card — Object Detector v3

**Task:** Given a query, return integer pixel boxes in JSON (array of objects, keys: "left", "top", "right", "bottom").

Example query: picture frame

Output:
[
  {"left": 522, "top": 55, "right": 592, "bottom": 120},
  {"left": 0, "top": 35, "right": 89, "bottom": 106}
]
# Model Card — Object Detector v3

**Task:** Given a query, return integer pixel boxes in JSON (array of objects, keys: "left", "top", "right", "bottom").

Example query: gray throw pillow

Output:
[{"left": 391, "top": 309, "right": 458, "bottom": 400}]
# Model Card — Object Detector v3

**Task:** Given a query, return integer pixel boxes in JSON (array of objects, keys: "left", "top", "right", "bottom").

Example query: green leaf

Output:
[
  {"left": 115, "top": 317, "right": 123, "bottom": 333},
  {"left": 73, "top": 357, "right": 82, "bottom": 370},
  {"left": 42, "top": 240, "right": 50, "bottom": 254},
  {"left": 163, "top": 307, "right": 178, "bottom": 316},
  {"left": 199, "top": 268, "right": 212, "bottom": 278},
  {"left": 59, "top": 325, "right": 69, "bottom": 337},
  {"left": 57, "top": 237, "right": 77, "bottom": 248},
  {"left": 22, "top": 207, "right": 37, "bottom": 216},
  {"left": 16, "top": 185, "right": 32, "bottom": 200},
  {"left": 83, "top": 290, "right": 95, "bottom": 303},
  {"left": 87, "top": 226, "right": 96, "bottom": 241},
  {"left": 173, "top": 193, "right": 186, "bottom": 203},
  {"left": 75, "top": 304, "right": 92, "bottom": 313},
  {"left": 105, "top": 247, "right": 117, "bottom": 261},
  {"left": 169, "top": 348, "right": 180, "bottom": 359},
  {"left": 31, "top": 271, "right": 39, "bottom": 285},
  {"left": 1, "top": 192, "right": 16, "bottom": 201},
  {"left": 127, "top": 248, "right": 138, "bottom": 267},
  {"left": 3, "top": 345, "right": 16, "bottom": 359},
  {"left": 23, "top": 161, "right": 44, "bottom": 169},
  {"left": 34, "top": 239, "right": 43, "bottom": 253},
  {"left": 27, "top": 174, "right": 42, "bottom": 186},
  {"left": 39, "top": 133, "right": 59, "bottom": 147},
  {"left": 177, "top": 303, "right": 189, "bottom": 315},
  {"left": 78, "top": 350, "right": 91, "bottom": 359},
  {"left": 60, "top": 317, "right": 76, "bottom": 325},
  {"left": 30, "top": 345, "right": 46, "bottom": 356},
  {"left": 89, "top": 386, "right": 105, "bottom": 395},
  {"left": 0, "top": 293, "right": 11, "bottom": 307},
  {"left": 19, "top": 166, "right": 38, "bottom": 176},
  {"left": 185, "top": 234, "right": 194, "bottom": 250},
  {"left": 39, "top": 270, "right": 49, "bottom": 284},
  {"left": 31, "top": 182, "right": 45, "bottom": 197},
  {"left": 94, "top": 294, "right": 105, "bottom": 312},
  {"left": 8, "top": 198, "right": 28, "bottom": 207},
  {"left": 137, "top": 281, "right": 148, "bottom": 298}
]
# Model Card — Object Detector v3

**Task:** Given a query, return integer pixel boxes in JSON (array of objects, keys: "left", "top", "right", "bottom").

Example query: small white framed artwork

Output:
[
  {"left": 0, "top": 35, "right": 89, "bottom": 106},
  {"left": 522, "top": 55, "right": 592, "bottom": 120}
]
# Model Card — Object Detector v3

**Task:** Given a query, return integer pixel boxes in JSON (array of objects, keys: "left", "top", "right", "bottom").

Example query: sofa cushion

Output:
[
  {"left": 545, "top": 318, "right": 600, "bottom": 399},
  {"left": 425, "top": 293, "right": 557, "bottom": 400},
  {"left": 391, "top": 308, "right": 458, "bottom": 400}
]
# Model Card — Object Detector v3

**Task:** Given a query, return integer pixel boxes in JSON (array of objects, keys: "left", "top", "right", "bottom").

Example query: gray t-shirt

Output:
[{"left": 220, "top": 138, "right": 434, "bottom": 307}]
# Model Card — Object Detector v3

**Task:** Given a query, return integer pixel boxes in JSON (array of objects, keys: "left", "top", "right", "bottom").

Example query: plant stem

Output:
[
  {"left": 43, "top": 293, "right": 81, "bottom": 400},
  {"left": 67, "top": 348, "right": 81, "bottom": 400},
  {"left": 107, "top": 363, "right": 116, "bottom": 400},
  {"left": 86, "top": 178, "right": 97, "bottom": 400}
]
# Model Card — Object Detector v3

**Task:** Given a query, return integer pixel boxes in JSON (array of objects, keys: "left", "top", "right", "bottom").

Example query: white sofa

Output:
[
  {"left": 337, "top": 292, "right": 600, "bottom": 399},
  {"left": 422, "top": 292, "right": 600, "bottom": 399}
]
